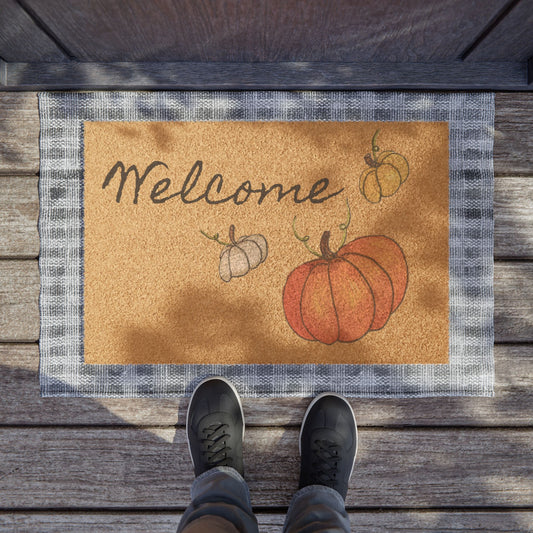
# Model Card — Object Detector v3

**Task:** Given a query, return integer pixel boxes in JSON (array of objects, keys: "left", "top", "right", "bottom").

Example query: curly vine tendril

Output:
[
  {"left": 292, "top": 216, "right": 321, "bottom": 257},
  {"left": 200, "top": 229, "right": 230, "bottom": 246},
  {"left": 292, "top": 198, "right": 352, "bottom": 256},
  {"left": 336, "top": 198, "right": 352, "bottom": 250}
]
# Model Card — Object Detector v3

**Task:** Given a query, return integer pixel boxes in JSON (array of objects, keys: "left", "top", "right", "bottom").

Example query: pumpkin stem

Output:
[
  {"left": 229, "top": 224, "right": 237, "bottom": 244},
  {"left": 371, "top": 129, "right": 381, "bottom": 162},
  {"left": 320, "top": 231, "right": 336, "bottom": 259},
  {"left": 200, "top": 229, "right": 230, "bottom": 246},
  {"left": 364, "top": 153, "right": 378, "bottom": 167}
]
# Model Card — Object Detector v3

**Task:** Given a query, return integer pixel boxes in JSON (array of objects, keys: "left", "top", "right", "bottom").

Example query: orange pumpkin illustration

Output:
[
  {"left": 283, "top": 230, "right": 408, "bottom": 345},
  {"left": 359, "top": 129, "right": 409, "bottom": 203}
]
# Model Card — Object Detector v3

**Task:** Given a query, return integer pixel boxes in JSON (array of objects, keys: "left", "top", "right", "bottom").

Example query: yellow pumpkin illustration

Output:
[{"left": 359, "top": 130, "right": 409, "bottom": 203}]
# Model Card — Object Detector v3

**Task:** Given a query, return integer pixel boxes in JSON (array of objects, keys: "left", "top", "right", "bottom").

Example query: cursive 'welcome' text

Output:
[{"left": 102, "top": 160, "right": 344, "bottom": 206}]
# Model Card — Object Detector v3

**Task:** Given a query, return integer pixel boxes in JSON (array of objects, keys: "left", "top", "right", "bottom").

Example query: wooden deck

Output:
[{"left": 0, "top": 92, "right": 532, "bottom": 532}]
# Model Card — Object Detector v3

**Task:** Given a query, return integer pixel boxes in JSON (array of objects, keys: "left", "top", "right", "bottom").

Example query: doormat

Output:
[
  {"left": 38, "top": 91, "right": 494, "bottom": 397},
  {"left": 84, "top": 121, "right": 448, "bottom": 366}
]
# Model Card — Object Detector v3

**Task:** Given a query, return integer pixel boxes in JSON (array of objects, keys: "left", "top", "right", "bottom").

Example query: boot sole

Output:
[
  {"left": 299, "top": 392, "right": 358, "bottom": 479},
  {"left": 186, "top": 376, "right": 245, "bottom": 468}
]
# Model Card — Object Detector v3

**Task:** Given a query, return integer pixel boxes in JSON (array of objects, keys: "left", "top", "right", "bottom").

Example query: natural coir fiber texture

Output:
[{"left": 83, "top": 121, "right": 449, "bottom": 365}]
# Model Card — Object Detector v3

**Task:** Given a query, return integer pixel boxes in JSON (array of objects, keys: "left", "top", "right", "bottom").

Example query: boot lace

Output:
[
  {"left": 310, "top": 439, "right": 341, "bottom": 485},
  {"left": 201, "top": 423, "right": 233, "bottom": 468}
]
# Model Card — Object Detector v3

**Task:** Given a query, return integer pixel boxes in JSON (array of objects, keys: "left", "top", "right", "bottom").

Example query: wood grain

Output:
[
  {"left": 2, "top": 511, "right": 533, "bottom": 532},
  {"left": 0, "top": 93, "right": 39, "bottom": 175},
  {"left": 0, "top": 343, "right": 531, "bottom": 427},
  {"left": 494, "top": 262, "right": 533, "bottom": 342},
  {"left": 0, "top": 176, "right": 39, "bottom": 258},
  {"left": 0, "top": 426, "right": 531, "bottom": 508},
  {"left": 0, "top": 260, "right": 39, "bottom": 341},
  {"left": 0, "top": 0, "right": 66, "bottom": 62},
  {"left": 494, "top": 93, "right": 533, "bottom": 176},
  {"left": 494, "top": 177, "right": 533, "bottom": 259},
  {"left": 1, "top": 260, "right": 529, "bottom": 343},
  {"left": 3, "top": 60, "right": 528, "bottom": 90},
  {"left": 1, "top": 92, "right": 531, "bottom": 176},
  {"left": 2, "top": 175, "right": 531, "bottom": 260},
  {"left": 465, "top": 0, "right": 533, "bottom": 62},
  {"left": 19, "top": 0, "right": 506, "bottom": 63}
]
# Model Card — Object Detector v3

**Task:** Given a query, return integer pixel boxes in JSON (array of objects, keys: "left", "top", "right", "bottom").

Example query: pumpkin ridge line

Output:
[
  {"left": 227, "top": 247, "right": 234, "bottom": 279},
  {"left": 282, "top": 264, "right": 315, "bottom": 342},
  {"left": 263, "top": 237, "right": 268, "bottom": 263},
  {"left": 227, "top": 243, "right": 249, "bottom": 279},
  {"left": 378, "top": 163, "right": 402, "bottom": 196},
  {"left": 340, "top": 253, "right": 394, "bottom": 330},
  {"left": 359, "top": 170, "right": 364, "bottom": 195},
  {"left": 246, "top": 238, "right": 263, "bottom": 267},
  {"left": 382, "top": 151, "right": 410, "bottom": 184},
  {"left": 299, "top": 262, "right": 323, "bottom": 343},
  {"left": 341, "top": 238, "right": 408, "bottom": 312},
  {"left": 336, "top": 256, "right": 376, "bottom": 339},
  {"left": 235, "top": 242, "right": 251, "bottom": 274},
  {"left": 362, "top": 170, "right": 380, "bottom": 204},
  {"left": 376, "top": 170, "right": 383, "bottom": 199},
  {"left": 326, "top": 263, "right": 341, "bottom": 344},
  {"left": 403, "top": 156, "right": 410, "bottom": 183},
  {"left": 340, "top": 251, "right": 394, "bottom": 299},
  {"left": 253, "top": 235, "right": 268, "bottom": 264}
]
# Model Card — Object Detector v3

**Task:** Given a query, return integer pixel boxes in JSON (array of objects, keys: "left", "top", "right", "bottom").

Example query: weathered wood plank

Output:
[
  {"left": 0, "top": 93, "right": 39, "bottom": 175},
  {"left": 494, "top": 262, "right": 533, "bottom": 342},
  {"left": 494, "top": 177, "right": 533, "bottom": 259},
  {"left": 0, "top": 260, "right": 39, "bottom": 341},
  {"left": 19, "top": 0, "right": 506, "bottom": 63},
  {"left": 0, "top": 176, "right": 39, "bottom": 258},
  {"left": 2, "top": 175, "right": 531, "bottom": 259},
  {"left": 0, "top": 427, "right": 531, "bottom": 508},
  {"left": 0, "top": 0, "right": 67, "bottom": 62},
  {"left": 494, "top": 93, "right": 533, "bottom": 176},
  {"left": 2, "top": 511, "right": 533, "bottom": 532},
  {"left": 2, "top": 260, "right": 530, "bottom": 343},
  {"left": 1, "top": 343, "right": 531, "bottom": 427},
  {"left": 3, "top": 61, "right": 528, "bottom": 91},
  {"left": 465, "top": 0, "right": 533, "bottom": 62},
  {"left": 0, "top": 92, "right": 531, "bottom": 176}
]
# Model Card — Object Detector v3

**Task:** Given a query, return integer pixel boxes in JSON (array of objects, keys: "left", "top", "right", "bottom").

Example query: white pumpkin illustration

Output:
[{"left": 201, "top": 225, "right": 268, "bottom": 282}]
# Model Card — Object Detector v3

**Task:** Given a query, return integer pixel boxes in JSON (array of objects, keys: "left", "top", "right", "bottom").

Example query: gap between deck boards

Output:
[{"left": 1, "top": 510, "right": 532, "bottom": 533}]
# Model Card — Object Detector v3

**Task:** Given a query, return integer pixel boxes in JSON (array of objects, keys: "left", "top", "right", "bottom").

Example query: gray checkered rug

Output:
[{"left": 38, "top": 91, "right": 494, "bottom": 397}]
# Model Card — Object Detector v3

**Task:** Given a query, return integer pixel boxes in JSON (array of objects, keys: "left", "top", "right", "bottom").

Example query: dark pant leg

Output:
[
  {"left": 180, "top": 515, "right": 240, "bottom": 533},
  {"left": 177, "top": 466, "right": 259, "bottom": 533},
  {"left": 283, "top": 485, "right": 351, "bottom": 533}
]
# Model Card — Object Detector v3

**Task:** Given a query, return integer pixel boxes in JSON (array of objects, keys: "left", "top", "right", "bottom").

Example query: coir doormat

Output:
[{"left": 38, "top": 91, "right": 494, "bottom": 397}]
